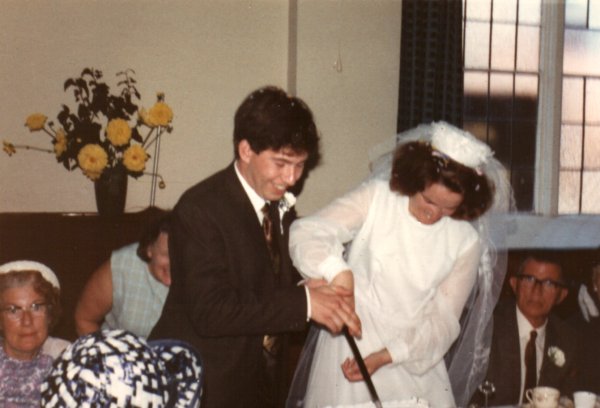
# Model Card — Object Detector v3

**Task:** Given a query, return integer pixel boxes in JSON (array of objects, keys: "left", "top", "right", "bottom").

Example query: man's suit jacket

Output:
[
  {"left": 149, "top": 164, "right": 307, "bottom": 407},
  {"left": 471, "top": 300, "right": 581, "bottom": 406}
]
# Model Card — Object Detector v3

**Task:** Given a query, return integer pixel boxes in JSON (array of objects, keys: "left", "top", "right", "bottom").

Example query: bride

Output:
[{"left": 287, "top": 122, "right": 511, "bottom": 407}]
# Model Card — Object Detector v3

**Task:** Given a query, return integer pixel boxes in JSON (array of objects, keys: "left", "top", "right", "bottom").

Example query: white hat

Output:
[
  {"left": 430, "top": 121, "right": 493, "bottom": 169},
  {"left": 0, "top": 260, "right": 60, "bottom": 289}
]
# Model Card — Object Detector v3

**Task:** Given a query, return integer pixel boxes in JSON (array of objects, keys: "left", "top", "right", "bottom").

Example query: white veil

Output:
[{"left": 369, "top": 122, "right": 514, "bottom": 406}]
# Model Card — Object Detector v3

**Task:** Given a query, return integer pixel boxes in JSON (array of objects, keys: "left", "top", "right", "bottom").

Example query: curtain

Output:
[{"left": 397, "top": 0, "right": 464, "bottom": 132}]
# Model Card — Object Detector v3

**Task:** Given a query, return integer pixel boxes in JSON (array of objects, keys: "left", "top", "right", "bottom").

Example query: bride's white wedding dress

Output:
[{"left": 288, "top": 179, "right": 482, "bottom": 408}]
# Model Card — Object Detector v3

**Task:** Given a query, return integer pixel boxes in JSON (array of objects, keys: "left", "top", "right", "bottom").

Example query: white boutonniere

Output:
[
  {"left": 547, "top": 346, "right": 565, "bottom": 367},
  {"left": 280, "top": 192, "right": 296, "bottom": 214}
]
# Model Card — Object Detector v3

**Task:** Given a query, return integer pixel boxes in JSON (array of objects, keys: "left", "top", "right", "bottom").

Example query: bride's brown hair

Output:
[{"left": 389, "top": 141, "right": 494, "bottom": 221}]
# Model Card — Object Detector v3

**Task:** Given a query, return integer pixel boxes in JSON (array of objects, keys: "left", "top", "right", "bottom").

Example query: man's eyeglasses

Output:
[
  {"left": 1, "top": 302, "right": 48, "bottom": 321},
  {"left": 516, "top": 274, "right": 566, "bottom": 291}
]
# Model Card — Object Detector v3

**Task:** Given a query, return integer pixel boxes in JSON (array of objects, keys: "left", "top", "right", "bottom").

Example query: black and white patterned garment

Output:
[{"left": 40, "top": 329, "right": 203, "bottom": 408}]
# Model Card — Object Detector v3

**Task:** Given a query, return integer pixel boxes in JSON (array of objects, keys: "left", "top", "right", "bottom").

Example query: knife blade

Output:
[{"left": 342, "top": 326, "right": 383, "bottom": 408}]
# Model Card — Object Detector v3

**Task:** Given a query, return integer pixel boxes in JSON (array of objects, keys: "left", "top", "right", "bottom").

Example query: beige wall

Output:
[{"left": 0, "top": 0, "right": 401, "bottom": 215}]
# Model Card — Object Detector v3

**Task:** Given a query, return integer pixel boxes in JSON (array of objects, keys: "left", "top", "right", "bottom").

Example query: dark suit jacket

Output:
[
  {"left": 471, "top": 300, "right": 581, "bottom": 406},
  {"left": 149, "top": 164, "right": 307, "bottom": 408}
]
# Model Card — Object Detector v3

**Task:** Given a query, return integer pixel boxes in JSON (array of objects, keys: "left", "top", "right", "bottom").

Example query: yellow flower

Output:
[
  {"left": 147, "top": 102, "right": 173, "bottom": 127},
  {"left": 106, "top": 118, "right": 132, "bottom": 146},
  {"left": 77, "top": 144, "right": 108, "bottom": 180},
  {"left": 54, "top": 129, "right": 67, "bottom": 157},
  {"left": 3, "top": 141, "right": 16, "bottom": 156},
  {"left": 123, "top": 144, "right": 148, "bottom": 172},
  {"left": 25, "top": 113, "right": 47, "bottom": 131},
  {"left": 138, "top": 108, "right": 153, "bottom": 127}
]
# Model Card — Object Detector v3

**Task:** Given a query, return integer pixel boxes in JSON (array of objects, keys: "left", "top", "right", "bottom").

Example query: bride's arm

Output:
[
  {"left": 341, "top": 238, "right": 481, "bottom": 381},
  {"left": 383, "top": 239, "right": 482, "bottom": 374},
  {"left": 289, "top": 181, "right": 375, "bottom": 282}
]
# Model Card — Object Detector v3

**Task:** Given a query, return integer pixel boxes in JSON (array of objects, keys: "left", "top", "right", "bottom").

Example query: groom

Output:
[{"left": 149, "top": 86, "right": 360, "bottom": 408}]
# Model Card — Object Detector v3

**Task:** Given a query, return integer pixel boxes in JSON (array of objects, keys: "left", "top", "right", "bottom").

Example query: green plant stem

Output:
[
  {"left": 141, "top": 127, "right": 156, "bottom": 148},
  {"left": 14, "top": 144, "right": 53, "bottom": 153},
  {"left": 42, "top": 127, "right": 56, "bottom": 140},
  {"left": 143, "top": 127, "right": 163, "bottom": 149}
]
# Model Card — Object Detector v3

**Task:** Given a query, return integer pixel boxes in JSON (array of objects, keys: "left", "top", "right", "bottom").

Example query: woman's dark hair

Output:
[
  {"left": 0, "top": 270, "right": 61, "bottom": 331},
  {"left": 233, "top": 86, "right": 321, "bottom": 170},
  {"left": 137, "top": 213, "right": 171, "bottom": 262},
  {"left": 389, "top": 141, "right": 494, "bottom": 221}
]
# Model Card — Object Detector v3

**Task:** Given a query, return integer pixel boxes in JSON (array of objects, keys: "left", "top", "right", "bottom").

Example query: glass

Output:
[
  {"left": 565, "top": 0, "right": 589, "bottom": 28},
  {"left": 491, "top": 23, "right": 515, "bottom": 70},
  {"left": 465, "top": 21, "right": 490, "bottom": 69},
  {"left": 1, "top": 302, "right": 48, "bottom": 321},
  {"left": 517, "top": 274, "right": 566, "bottom": 291}
]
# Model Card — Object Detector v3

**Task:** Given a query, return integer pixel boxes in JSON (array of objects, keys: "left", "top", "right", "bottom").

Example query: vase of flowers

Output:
[
  {"left": 94, "top": 163, "right": 128, "bottom": 216},
  {"left": 3, "top": 67, "right": 173, "bottom": 216}
]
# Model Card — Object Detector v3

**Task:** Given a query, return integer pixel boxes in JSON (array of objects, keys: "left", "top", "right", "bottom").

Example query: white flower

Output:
[
  {"left": 280, "top": 192, "right": 296, "bottom": 213},
  {"left": 547, "top": 346, "right": 565, "bottom": 367}
]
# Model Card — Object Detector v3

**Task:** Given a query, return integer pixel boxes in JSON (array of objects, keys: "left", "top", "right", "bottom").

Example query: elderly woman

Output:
[{"left": 0, "top": 260, "right": 66, "bottom": 407}]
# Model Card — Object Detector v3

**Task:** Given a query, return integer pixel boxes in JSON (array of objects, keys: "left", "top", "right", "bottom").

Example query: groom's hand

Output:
[{"left": 309, "top": 284, "right": 361, "bottom": 336}]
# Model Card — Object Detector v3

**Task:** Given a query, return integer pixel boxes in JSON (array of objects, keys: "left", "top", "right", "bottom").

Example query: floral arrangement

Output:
[
  {"left": 3, "top": 68, "right": 173, "bottom": 185},
  {"left": 547, "top": 346, "right": 565, "bottom": 367}
]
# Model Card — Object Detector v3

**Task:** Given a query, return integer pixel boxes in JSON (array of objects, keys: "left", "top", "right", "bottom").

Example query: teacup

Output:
[
  {"left": 573, "top": 391, "right": 597, "bottom": 408},
  {"left": 525, "top": 386, "right": 560, "bottom": 408}
]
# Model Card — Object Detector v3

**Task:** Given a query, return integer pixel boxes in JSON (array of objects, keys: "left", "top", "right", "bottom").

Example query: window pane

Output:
[
  {"left": 491, "top": 23, "right": 515, "bottom": 70},
  {"left": 516, "top": 25, "right": 540, "bottom": 72},
  {"left": 564, "top": 28, "right": 600, "bottom": 76},
  {"left": 465, "top": 21, "right": 490, "bottom": 69},
  {"left": 562, "top": 77, "right": 584, "bottom": 123},
  {"left": 560, "top": 124, "right": 583, "bottom": 169},
  {"left": 585, "top": 78, "right": 600, "bottom": 125},
  {"left": 493, "top": 0, "right": 516, "bottom": 23},
  {"left": 464, "top": 71, "right": 489, "bottom": 95},
  {"left": 565, "top": 0, "right": 589, "bottom": 28},
  {"left": 489, "top": 72, "right": 514, "bottom": 96},
  {"left": 583, "top": 125, "right": 600, "bottom": 168},
  {"left": 591, "top": 0, "right": 600, "bottom": 29},
  {"left": 519, "top": 0, "right": 541, "bottom": 25},
  {"left": 559, "top": 170, "right": 581, "bottom": 213},
  {"left": 514, "top": 73, "right": 538, "bottom": 96},
  {"left": 466, "top": 0, "right": 491, "bottom": 21},
  {"left": 581, "top": 170, "right": 600, "bottom": 212}
]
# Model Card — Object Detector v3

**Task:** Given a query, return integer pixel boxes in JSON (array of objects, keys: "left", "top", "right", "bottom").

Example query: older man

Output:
[{"left": 471, "top": 251, "right": 582, "bottom": 405}]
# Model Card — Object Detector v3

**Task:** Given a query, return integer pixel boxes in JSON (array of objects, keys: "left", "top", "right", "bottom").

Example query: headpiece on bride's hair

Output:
[{"left": 430, "top": 121, "right": 493, "bottom": 170}]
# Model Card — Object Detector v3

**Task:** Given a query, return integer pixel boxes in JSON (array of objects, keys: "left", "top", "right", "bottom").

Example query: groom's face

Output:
[{"left": 238, "top": 140, "right": 307, "bottom": 201}]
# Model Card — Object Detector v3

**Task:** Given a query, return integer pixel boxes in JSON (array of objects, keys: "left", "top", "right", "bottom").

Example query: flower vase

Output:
[{"left": 94, "top": 165, "right": 128, "bottom": 216}]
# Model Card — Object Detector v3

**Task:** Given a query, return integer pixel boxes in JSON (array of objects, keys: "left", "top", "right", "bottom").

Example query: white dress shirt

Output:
[{"left": 516, "top": 305, "right": 547, "bottom": 402}]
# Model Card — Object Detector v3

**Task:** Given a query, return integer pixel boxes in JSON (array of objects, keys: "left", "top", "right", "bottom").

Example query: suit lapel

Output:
[
  {"left": 539, "top": 319, "right": 562, "bottom": 386},
  {"left": 222, "top": 163, "right": 294, "bottom": 286},
  {"left": 501, "top": 305, "right": 523, "bottom": 400}
]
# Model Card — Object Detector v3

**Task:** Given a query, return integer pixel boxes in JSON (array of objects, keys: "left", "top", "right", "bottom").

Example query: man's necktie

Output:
[
  {"left": 523, "top": 329, "right": 538, "bottom": 402},
  {"left": 261, "top": 202, "right": 280, "bottom": 275},
  {"left": 261, "top": 201, "right": 281, "bottom": 356}
]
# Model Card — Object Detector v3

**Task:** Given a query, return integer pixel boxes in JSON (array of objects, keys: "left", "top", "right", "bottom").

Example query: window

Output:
[{"left": 463, "top": 0, "right": 600, "bottom": 214}]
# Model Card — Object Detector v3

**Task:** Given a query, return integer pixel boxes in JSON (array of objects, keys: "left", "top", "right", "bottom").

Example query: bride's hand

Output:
[
  {"left": 341, "top": 348, "right": 392, "bottom": 382},
  {"left": 331, "top": 270, "right": 354, "bottom": 310}
]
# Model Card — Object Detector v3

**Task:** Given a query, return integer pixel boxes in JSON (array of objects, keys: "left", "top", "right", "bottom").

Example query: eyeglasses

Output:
[
  {"left": 1, "top": 302, "right": 48, "bottom": 321},
  {"left": 516, "top": 274, "right": 566, "bottom": 291}
]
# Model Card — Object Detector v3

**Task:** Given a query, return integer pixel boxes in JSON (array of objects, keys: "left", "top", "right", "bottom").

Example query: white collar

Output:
[
  {"left": 234, "top": 161, "right": 268, "bottom": 222},
  {"left": 516, "top": 304, "right": 547, "bottom": 339}
]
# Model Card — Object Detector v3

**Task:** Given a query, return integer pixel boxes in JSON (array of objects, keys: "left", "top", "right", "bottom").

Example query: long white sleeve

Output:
[
  {"left": 383, "top": 240, "right": 481, "bottom": 374},
  {"left": 289, "top": 181, "right": 375, "bottom": 282}
]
